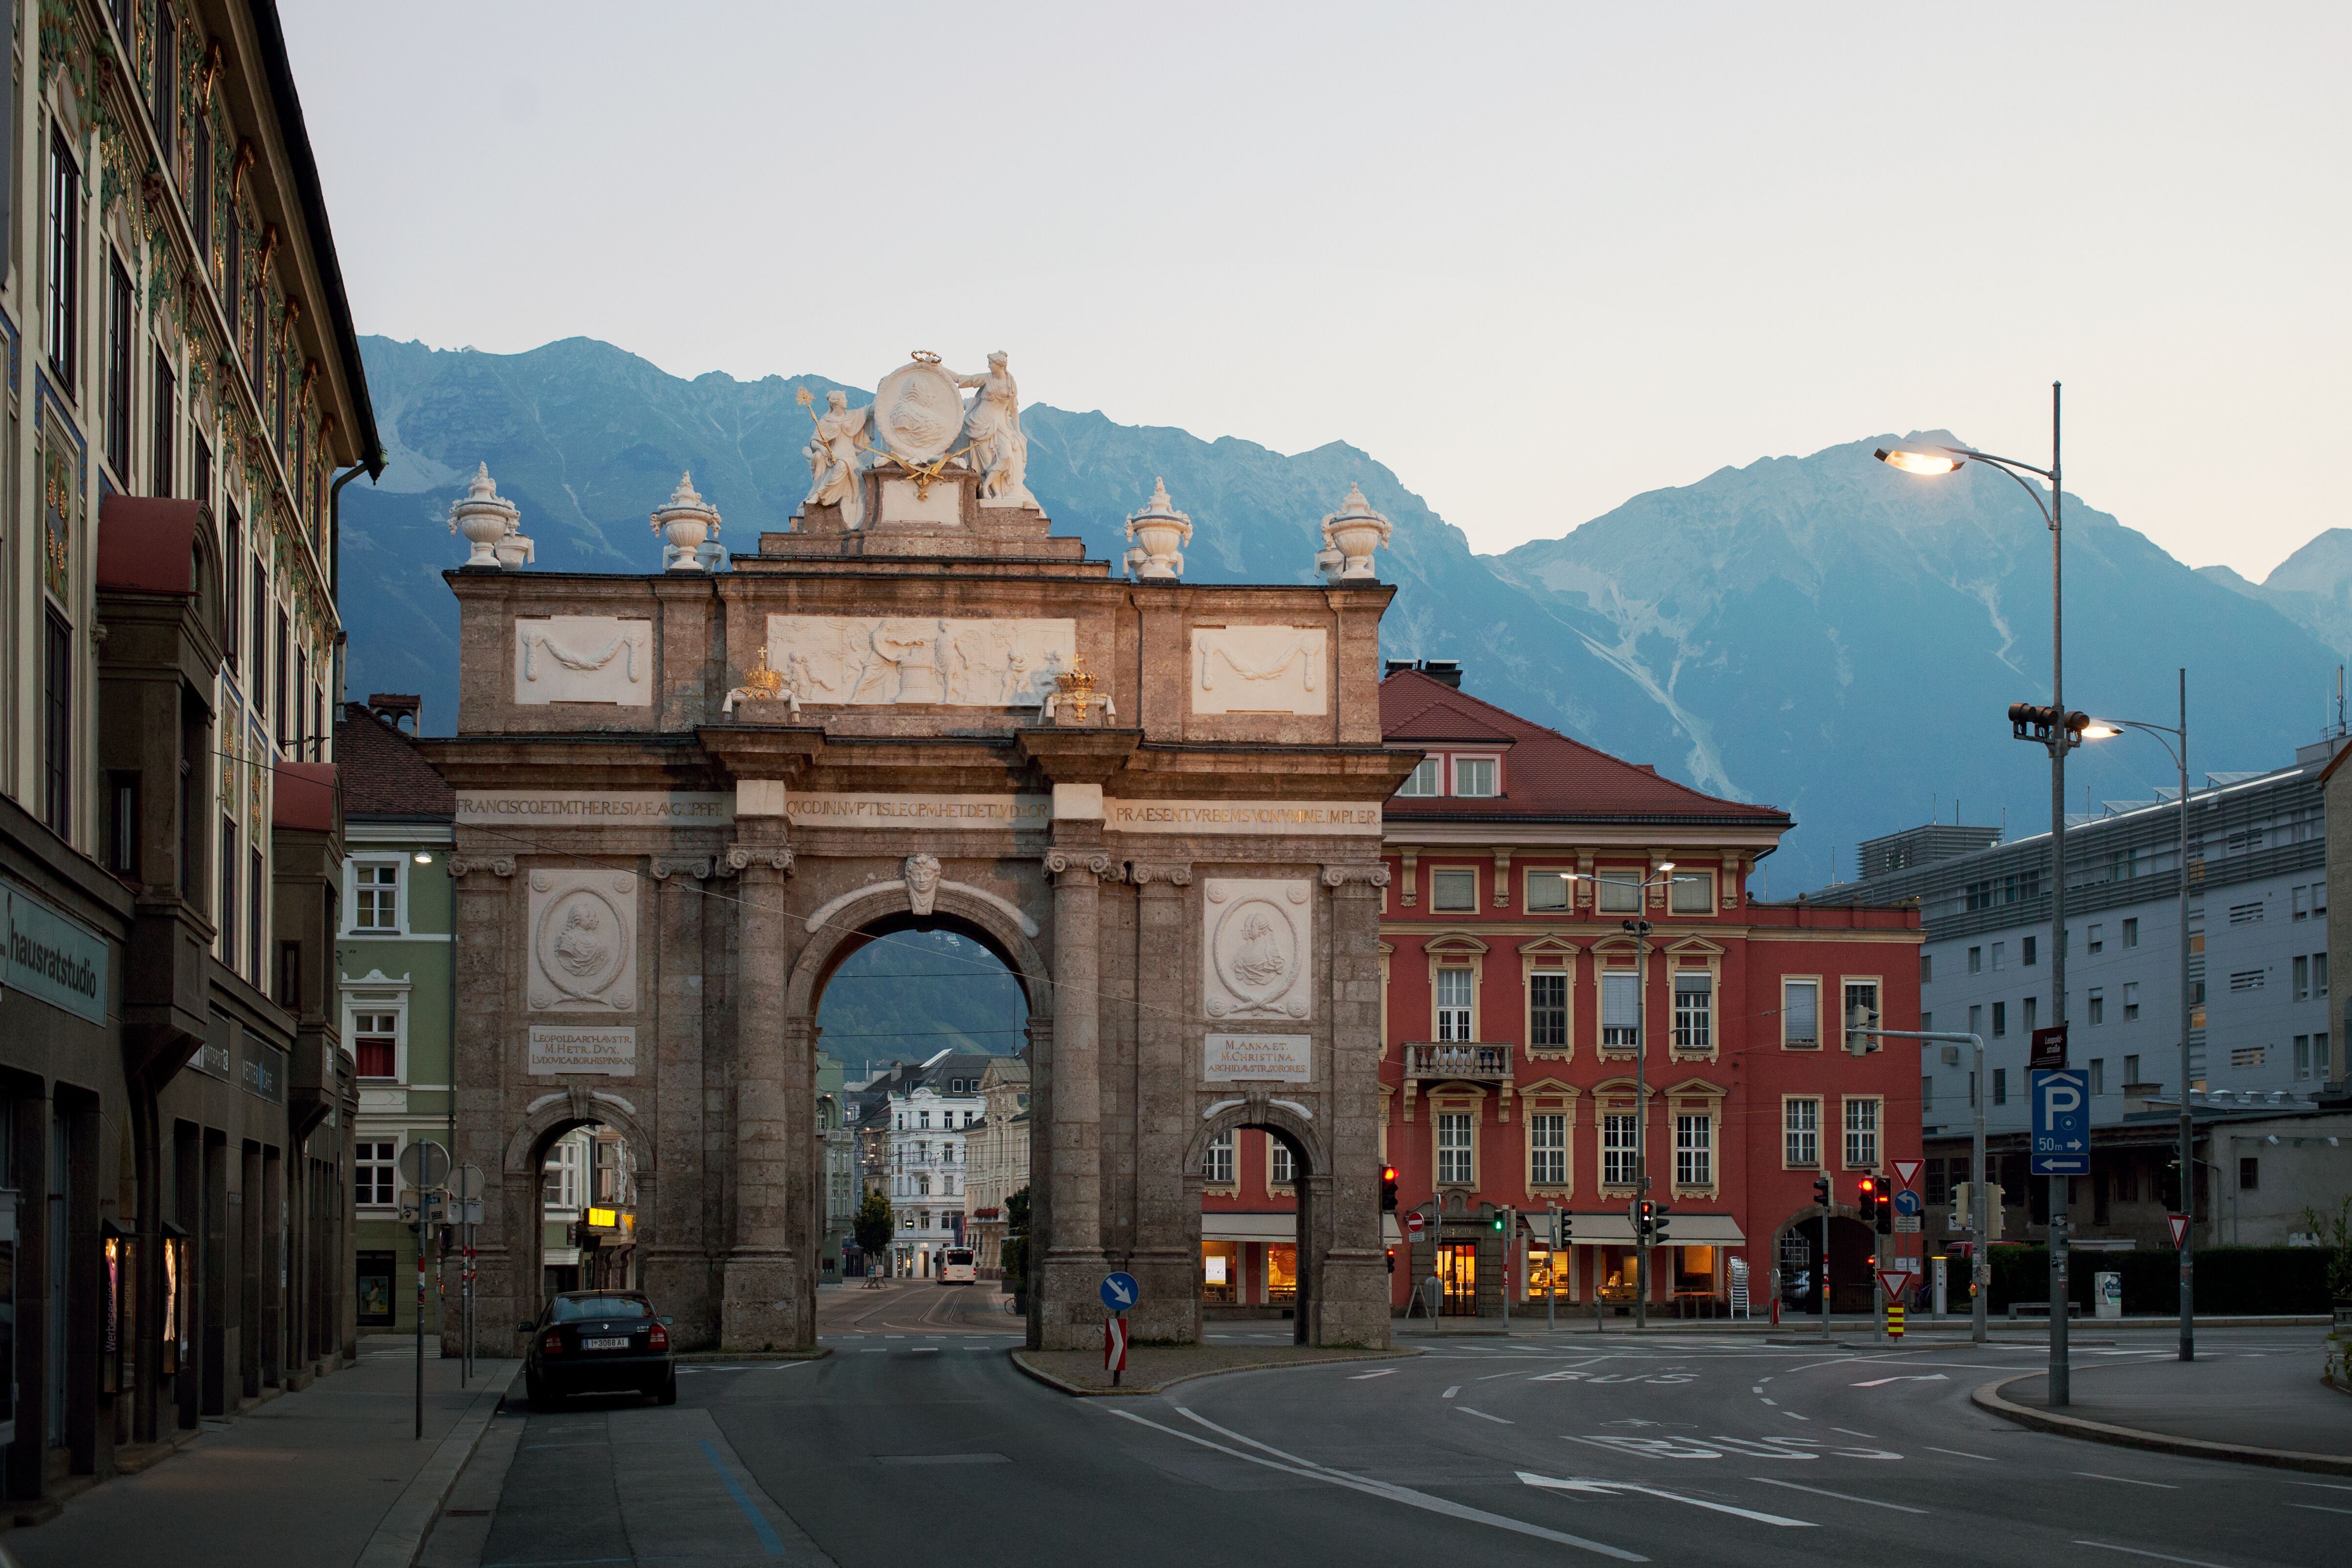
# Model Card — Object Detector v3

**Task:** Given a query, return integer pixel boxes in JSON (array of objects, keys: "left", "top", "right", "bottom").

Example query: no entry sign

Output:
[{"left": 1406, "top": 1213, "right": 1425, "bottom": 1237}]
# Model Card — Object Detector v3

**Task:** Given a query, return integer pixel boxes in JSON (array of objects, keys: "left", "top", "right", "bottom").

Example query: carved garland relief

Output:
[
  {"left": 528, "top": 870, "right": 639, "bottom": 1013},
  {"left": 1191, "top": 626, "right": 1329, "bottom": 716},
  {"left": 1202, "top": 878, "right": 1312, "bottom": 1021},
  {"left": 513, "top": 617, "right": 653, "bottom": 707}
]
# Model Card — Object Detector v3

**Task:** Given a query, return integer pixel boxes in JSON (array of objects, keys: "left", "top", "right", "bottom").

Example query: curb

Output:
[
  {"left": 353, "top": 1360, "right": 523, "bottom": 1568},
  {"left": 1009, "top": 1345, "right": 1421, "bottom": 1398},
  {"left": 1971, "top": 1371, "right": 2352, "bottom": 1477}
]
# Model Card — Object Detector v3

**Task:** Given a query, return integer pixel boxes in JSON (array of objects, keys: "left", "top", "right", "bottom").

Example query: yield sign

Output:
[
  {"left": 1877, "top": 1269, "right": 1913, "bottom": 1303},
  {"left": 2168, "top": 1213, "right": 2191, "bottom": 1250},
  {"left": 1892, "top": 1158, "right": 1923, "bottom": 1191}
]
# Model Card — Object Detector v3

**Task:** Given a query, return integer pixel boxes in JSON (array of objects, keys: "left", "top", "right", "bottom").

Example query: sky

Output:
[{"left": 279, "top": 1, "right": 2349, "bottom": 580}]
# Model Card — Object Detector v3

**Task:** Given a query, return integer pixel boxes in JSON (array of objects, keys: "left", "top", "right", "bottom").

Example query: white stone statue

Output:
[
  {"left": 1319, "top": 483, "right": 1393, "bottom": 581},
  {"left": 800, "top": 388, "right": 873, "bottom": 530},
  {"left": 950, "top": 352, "right": 1034, "bottom": 507}
]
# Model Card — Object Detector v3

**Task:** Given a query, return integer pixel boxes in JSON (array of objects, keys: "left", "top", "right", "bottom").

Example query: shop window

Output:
[
  {"left": 1437, "top": 1242, "right": 1478, "bottom": 1316},
  {"left": 1435, "top": 967, "right": 1474, "bottom": 1041},
  {"left": 1201, "top": 1241, "right": 1238, "bottom": 1304},
  {"left": 355, "top": 1252, "right": 395, "bottom": 1326},
  {"left": 1674, "top": 1245, "right": 1715, "bottom": 1295},
  {"left": 1267, "top": 1245, "right": 1298, "bottom": 1304}
]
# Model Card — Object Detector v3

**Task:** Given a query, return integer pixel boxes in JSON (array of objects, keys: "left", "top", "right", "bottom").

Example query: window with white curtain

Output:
[
  {"left": 1601, "top": 971, "right": 1640, "bottom": 1050},
  {"left": 1782, "top": 978, "right": 1820, "bottom": 1048}
]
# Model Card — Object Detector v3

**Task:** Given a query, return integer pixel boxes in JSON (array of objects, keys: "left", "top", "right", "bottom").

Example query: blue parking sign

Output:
[{"left": 2031, "top": 1068, "right": 2090, "bottom": 1175}]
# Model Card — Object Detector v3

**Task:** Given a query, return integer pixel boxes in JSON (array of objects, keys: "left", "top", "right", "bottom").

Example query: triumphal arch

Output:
[{"left": 425, "top": 353, "right": 1408, "bottom": 1351}]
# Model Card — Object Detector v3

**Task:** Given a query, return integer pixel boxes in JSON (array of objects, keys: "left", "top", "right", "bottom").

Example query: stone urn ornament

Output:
[
  {"left": 492, "top": 515, "right": 535, "bottom": 570},
  {"left": 1319, "top": 483, "right": 1393, "bottom": 581},
  {"left": 651, "top": 472, "right": 722, "bottom": 571},
  {"left": 448, "top": 463, "right": 519, "bottom": 571},
  {"left": 1124, "top": 477, "right": 1192, "bottom": 580}
]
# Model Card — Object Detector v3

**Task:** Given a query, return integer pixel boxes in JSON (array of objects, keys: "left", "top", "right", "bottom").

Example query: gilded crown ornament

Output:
[{"left": 1055, "top": 655, "right": 1099, "bottom": 722}]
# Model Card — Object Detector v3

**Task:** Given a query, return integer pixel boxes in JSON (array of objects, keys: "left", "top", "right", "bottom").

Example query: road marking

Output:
[
  {"left": 2076, "top": 1473, "right": 2178, "bottom": 1490},
  {"left": 2290, "top": 1503, "right": 2352, "bottom": 1516},
  {"left": 1758, "top": 1398, "right": 1777, "bottom": 1406},
  {"left": 877, "top": 1453, "right": 1011, "bottom": 1465},
  {"left": 1459, "top": 1408, "right": 1513, "bottom": 1424},
  {"left": 1851, "top": 1374, "right": 1948, "bottom": 1387},
  {"left": 1481, "top": 1370, "right": 1524, "bottom": 1380},
  {"left": 2076, "top": 1542, "right": 2233, "bottom": 1568},
  {"left": 1349, "top": 1369, "right": 1396, "bottom": 1380},
  {"left": 1782, "top": 1411, "right": 1808, "bottom": 1420},
  {"left": 1443, "top": 1386, "right": 1461, "bottom": 1399},
  {"left": 1519, "top": 1472, "right": 1813, "bottom": 1528},
  {"left": 1105, "top": 1410, "right": 1647, "bottom": 1560},
  {"left": 1926, "top": 1446, "right": 1997, "bottom": 1462},
  {"left": 1751, "top": 1386, "right": 1765, "bottom": 1394},
  {"left": 1832, "top": 1428, "right": 1878, "bottom": 1440},
  {"left": 1751, "top": 1477, "right": 1927, "bottom": 1515},
  {"left": 2290, "top": 1480, "right": 2352, "bottom": 1492},
  {"left": 695, "top": 1438, "right": 785, "bottom": 1556}
]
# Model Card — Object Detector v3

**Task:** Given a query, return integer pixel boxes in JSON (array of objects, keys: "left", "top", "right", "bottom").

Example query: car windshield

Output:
[{"left": 550, "top": 1295, "right": 650, "bottom": 1323}]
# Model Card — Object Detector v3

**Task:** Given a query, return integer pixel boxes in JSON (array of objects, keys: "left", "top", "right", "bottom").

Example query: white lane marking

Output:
[
  {"left": 1751, "top": 1386, "right": 1765, "bottom": 1394},
  {"left": 1758, "top": 1376, "right": 1773, "bottom": 1383},
  {"left": 1520, "top": 1472, "right": 1813, "bottom": 1528},
  {"left": 2289, "top": 1503, "right": 2352, "bottom": 1516},
  {"left": 2076, "top": 1542, "right": 2232, "bottom": 1568},
  {"left": 1480, "top": 1370, "right": 1523, "bottom": 1381},
  {"left": 910, "top": 1347, "right": 940, "bottom": 1354},
  {"left": 1926, "top": 1446, "right": 1997, "bottom": 1462},
  {"left": 1459, "top": 1407, "right": 1513, "bottom": 1424},
  {"left": 1442, "top": 1386, "right": 1461, "bottom": 1399},
  {"left": 1782, "top": 1411, "right": 1809, "bottom": 1420},
  {"left": 1349, "top": 1369, "right": 1396, "bottom": 1380},
  {"left": 1758, "top": 1398, "right": 1777, "bottom": 1406},
  {"left": 1832, "top": 1428, "right": 1879, "bottom": 1440},
  {"left": 2290, "top": 1480, "right": 2352, "bottom": 1492},
  {"left": 1851, "top": 1374, "right": 1949, "bottom": 1387},
  {"left": 1751, "top": 1477, "right": 1928, "bottom": 1515},
  {"left": 2076, "top": 1472, "right": 2178, "bottom": 1490},
  {"left": 1103, "top": 1410, "right": 1646, "bottom": 1560}
]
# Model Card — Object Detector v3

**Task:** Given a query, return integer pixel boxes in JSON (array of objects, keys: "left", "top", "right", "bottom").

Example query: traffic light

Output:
[
  {"left": 1635, "top": 1199, "right": 1655, "bottom": 1242},
  {"left": 2008, "top": 703, "right": 2093, "bottom": 750},
  {"left": 1380, "top": 1164, "right": 1399, "bottom": 1213},
  {"left": 1557, "top": 1210, "right": 1573, "bottom": 1246},
  {"left": 1845, "top": 997, "right": 1881, "bottom": 1055},
  {"left": 1872, "top": 1183, "right": 1893, "bottom": 1236},
  {"left": 1492, "top": 1208, "right": 1506, "bottom": 1232},
  {"left": 1856, "top": 1175, "right": 1877, "bottom": 1230},
  {"left": 1813, "top": 1173, "right": 1832, "bottom": 1210},
  {"left": 1651, "top": 1203, "right": 1671, "bottom": 1245},
  {"left": 1385, "top": 1247, "right": 1396, "bottom": 1275}
]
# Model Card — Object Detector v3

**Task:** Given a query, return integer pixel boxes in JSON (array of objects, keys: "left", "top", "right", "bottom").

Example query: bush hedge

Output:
[{"left": 1983, "top": 1245, "right": 2334, "bottom": 1315}]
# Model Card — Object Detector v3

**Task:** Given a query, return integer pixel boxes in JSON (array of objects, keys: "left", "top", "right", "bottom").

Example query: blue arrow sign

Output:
[
  {"left": 1099, "top": 1271, "right": 1140, "bottom": 1312},
  {"left": 1893, "top": 1188, "right": 1922, "bottom": 1217},
  {"left": 2031, "top": 1068, "right": 2091, "bottom": 1175}
]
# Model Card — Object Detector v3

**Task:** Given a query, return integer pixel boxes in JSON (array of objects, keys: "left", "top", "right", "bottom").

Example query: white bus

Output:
[{"left": 940, "top": 1247, "right": 977, "bottom": 1284}]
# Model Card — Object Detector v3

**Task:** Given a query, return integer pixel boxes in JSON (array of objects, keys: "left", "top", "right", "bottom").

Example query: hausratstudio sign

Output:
[{"left": 3, "top": 881, "right": 109, "bottom": 1026}]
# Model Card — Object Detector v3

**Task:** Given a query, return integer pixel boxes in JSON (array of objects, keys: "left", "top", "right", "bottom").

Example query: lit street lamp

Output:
[
  {"left": 2082, "top": 670, "right": 2196, "bottom": 1362},
  {"left": 1878, "top": 382, "right": 2076, "bottom": 1405}
]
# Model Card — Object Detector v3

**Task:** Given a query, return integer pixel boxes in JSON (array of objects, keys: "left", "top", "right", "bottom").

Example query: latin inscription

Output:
[
  {"left": 529, "top": 1026, "right": 638, "bottom": 1076},
  {"left": 1203, "top": 1033, "right": 1314, "bottom": 1083},
  {"left": 455, "top": 792, "right": 732, "bottom": 825},
  {"left": 787, "top": 793, "right": 1053, "bottom": 829},
  {"left": 1109, "top": 800, "right": 1381, "bottom": 835}
]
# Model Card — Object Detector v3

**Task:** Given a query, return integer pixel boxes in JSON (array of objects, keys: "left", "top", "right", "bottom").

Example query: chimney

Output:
[
  {"left": 1383, "top": 659, "right": 1417, "bottom": 679},
  {"left": 368, "top": 693, "right": 422, "bottom": 733},
  {"left": 1419, "top": 659, "right": 1463, "bottom": 689}
]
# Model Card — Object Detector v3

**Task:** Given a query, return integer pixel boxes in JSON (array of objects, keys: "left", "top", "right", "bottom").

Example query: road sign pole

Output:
[
  {"left": 1547, "top": 1205, "right": 1558, "bottom": 1335},
  {"left": 1820, "top": 1200, "right": 1831, "bottom": 1339}
]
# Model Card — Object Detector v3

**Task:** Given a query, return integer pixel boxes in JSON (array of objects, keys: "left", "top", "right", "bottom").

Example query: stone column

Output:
[
  {"left": 1315, "top": 863, "right": 1393, "bottom": 1347},
  {"left": 1038, "top": 844, "right": 1111, "bottom": 1349},
  {"left": 647, "top": 858, "right": 714, "bottom": 1346},
  {"left": 447, "top": 855, "right": 515, "bottom": 1359},
  {"left": 722, "top": 835, "right": 800, "bottom": 1349},
  {"left": 1126, "top": 861, "right": 1198, "bottom": 1342}
]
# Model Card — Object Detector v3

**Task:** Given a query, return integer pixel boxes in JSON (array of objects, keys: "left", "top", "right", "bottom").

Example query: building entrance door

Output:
[{"left": 1436, "top": 1242, "right": 1478, "bottom": 1316}]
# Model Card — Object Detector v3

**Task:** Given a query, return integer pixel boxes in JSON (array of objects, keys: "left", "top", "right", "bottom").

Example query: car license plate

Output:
[{"left": 582, "top": 1336, "right": 630, "bottom": 1350}]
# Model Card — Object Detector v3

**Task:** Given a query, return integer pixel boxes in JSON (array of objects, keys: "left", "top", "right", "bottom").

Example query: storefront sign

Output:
[
  {"left": 785, "top": 792, "right": 1052, "bottom": 830},
  {"left": 241, "top": 1042, "right": 286, "bottom": 1104},
  {"left": 454, "top": 791, "right": 732, "bottom": 826},
  {"left": 1203, "top": 1033, "right": 1314, "bottom": 1083},
  {"left": 528, "top": 1025, "right": 637, "bottom": 1076},
  {"left": 2, "top": 881, "right": 109, "bottom": 1026},
  {"left": 1108, "top": 800, "right": 1381, "bottom": 836}
]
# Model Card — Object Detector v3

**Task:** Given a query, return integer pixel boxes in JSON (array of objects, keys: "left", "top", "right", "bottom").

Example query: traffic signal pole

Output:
[{"left": 1855, "top": 1028, "right": 1990, "bottom": 1345}]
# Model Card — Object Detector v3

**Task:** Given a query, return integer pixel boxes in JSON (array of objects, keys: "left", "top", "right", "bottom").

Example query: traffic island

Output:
[
  {"left": 1974, "top": 1355, "right": 2352, "bottom": 1476},
  {"left": 1011, "top": 1343, "right": 1420, "bottom": 1395}
]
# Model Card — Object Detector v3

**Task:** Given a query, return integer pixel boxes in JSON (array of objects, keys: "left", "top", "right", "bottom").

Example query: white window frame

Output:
[
  {"left": 344, "top": 854, "right": 408, "bottom": 936},
  {"left": 1668, "top": 869, "right": 1715, "bottom": 915},
  {"left": 1528, "top": 1109, "right": 1569, "bottom": 1190},
  {"left": 349, "top": 1007, "right": 402, "bottom": 1082},
  {"left": 1524, "top": 868, "right": 1572, "bottom": 912},
  {"left": 544, "top": 1136, "right": 585, "bottom": 1212},
  {"left": 1783, "top": 1095, "right": 1821, "bottom": 1169},
  {"left": 1430, "top": 865, "right": 1479, "bottom": 913},
  {"left": 1450, "top": 754, "right": 1500, "bottom": 798},
  {"left": 1671, "top": 968, "right": 1713, "bottom": 1055},
  {"left": 1674, "top": 1111, "right": 1714, "bottom": 1191},
  {"left": 355, "top": 1139, "right": 399, "bottom": 1210},
  {"left": 339, "top": 977, "right": 413, "bottom": 1084},
  {"left": 1600, "top": 1105, "right": 1639, "bottom": 1189},
  {"left": 1781, "top": 976, "right": 1821, "bottom": 1050},
  {"left": 1202, "top": 1130, "right": 1236, "bottom": 1189},
  {"left": 1842, "top": 1096, "right": 1882, "bottom": 1171},
  {"left": 1396, "top": 756, "right": 1443, "bottom": 797},
  {"left": 1599, "top": 967, "right": 1640, "bottom": 1053},
  {"left": 1435, "top": 1107, "right": 1476, "bottom": 1187}
]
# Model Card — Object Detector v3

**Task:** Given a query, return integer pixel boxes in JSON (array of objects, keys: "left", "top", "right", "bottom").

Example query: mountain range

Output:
[{"left": 340, "top": 335, "right": 2352, "bottom": 896}]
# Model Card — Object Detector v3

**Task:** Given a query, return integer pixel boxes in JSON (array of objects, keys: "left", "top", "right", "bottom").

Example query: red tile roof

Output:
[
  {"left": 335, "top": 707, "right": 455, "bottom": 820},
  {"left": 1379, "top": 670, "right": 1789, "bottom": 826}
]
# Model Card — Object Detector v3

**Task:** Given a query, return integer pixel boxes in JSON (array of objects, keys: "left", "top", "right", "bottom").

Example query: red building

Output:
[{"left": 1201, "top": 664, "right": 1922, "bottom": 1320}]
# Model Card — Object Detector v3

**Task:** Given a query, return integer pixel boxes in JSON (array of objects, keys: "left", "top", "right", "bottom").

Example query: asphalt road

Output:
[{"left": 423, "top": 1287, "right": 2346, "bottom": 1568}]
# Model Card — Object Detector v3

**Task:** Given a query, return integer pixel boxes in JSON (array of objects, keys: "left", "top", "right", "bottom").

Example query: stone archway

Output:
[
  {"left": 1185, "top": 1097, "right": 1329, "bottom": 1344},
  {"left": 1774, "top": 1207, "right": 1877, "bottom": 1315},
  {"left": 430, "top": 391, "right": 1412, "bottom": 1357}
]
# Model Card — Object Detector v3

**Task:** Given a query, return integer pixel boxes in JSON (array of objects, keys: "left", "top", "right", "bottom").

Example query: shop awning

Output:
[
  {"left": 1547, "top": 1213, "right": 1747, "bottom": 1245},
  {"left": 1203, "top": 1214, "right": 1407, "bottom": 1245}
]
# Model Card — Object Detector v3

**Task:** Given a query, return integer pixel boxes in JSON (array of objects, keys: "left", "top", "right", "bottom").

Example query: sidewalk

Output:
[
  {"left": 1977, "top": 1340, "right": 2352, "bottom": 1475},
  {"left": 1388, "top": 1312, "right": 2324, "bottom": 1341},
  {"left": 8, "top": 1339, "right": 517, "bottom": 1568}
]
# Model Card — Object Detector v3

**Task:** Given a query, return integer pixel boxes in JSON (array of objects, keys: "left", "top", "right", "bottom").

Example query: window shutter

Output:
[
  {"left": 1602, "top": 972, "right": 1639, "bottom": 1029},
  {"left": 1785, "top": 980, "right": 1818, "bottom": 1040}
]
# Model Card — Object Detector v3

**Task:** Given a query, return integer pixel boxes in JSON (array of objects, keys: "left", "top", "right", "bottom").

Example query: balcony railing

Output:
[{"left": 1403, "top": 1041, "right": 1514, "bottom": 1080}]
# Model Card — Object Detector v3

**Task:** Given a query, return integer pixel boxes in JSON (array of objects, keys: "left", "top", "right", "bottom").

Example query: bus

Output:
[{"left": 940, "top": 1248, "right": 977, "bottom": 1284}]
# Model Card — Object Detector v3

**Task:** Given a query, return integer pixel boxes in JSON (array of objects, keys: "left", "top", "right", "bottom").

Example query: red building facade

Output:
[{"left": 1200, "top": 667, "right": 1922, "bottom": 1318}]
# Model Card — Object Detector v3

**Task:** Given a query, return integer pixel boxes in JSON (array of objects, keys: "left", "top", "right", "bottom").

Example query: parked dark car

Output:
[{"left": 520, "top": 1290, "right": 677, "bottom": 1408}]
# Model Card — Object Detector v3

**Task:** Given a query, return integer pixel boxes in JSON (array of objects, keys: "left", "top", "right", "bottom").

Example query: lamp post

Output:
[
  {"left": 2081, "top": 668, "right": 2195, "bottom": 1361},
  {"left": 1878, "top": 382, "right": 2075, "bottom": 1404},
  {"left": 1570, "top": 864, "right": 1679, "bottom": 1330}
]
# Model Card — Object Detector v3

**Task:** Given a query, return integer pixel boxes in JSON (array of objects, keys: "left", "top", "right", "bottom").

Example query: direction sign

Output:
[
  {"left": 2029, "top": 1024, "right": 2069, "bottom": 1071},
  {"left": 2030, "top": 1067, "right": 2090, "bottom": 1175},
  {"left": 1099, "top": 1271, "right": 1140, "bottom": 1312},
  {"left": 1892, "top": 1158, "right": 1923, "bottom": 1190},
  {"left": 1104, "top": 1315, "right": 1129, "bottom": 1374},
  {"left": 1876, "top": 1269, "right": 1912, "bottom": 1303},
  {"left": 1406, "top": 1213, "right": 1425, "bottom": 1237},
  {"left": 2168, "top": 1213, "right": 2190, "bottom": 1250},
  {"left": 1893, "top": 1189, "right": 1922, "bottom": 1217}
]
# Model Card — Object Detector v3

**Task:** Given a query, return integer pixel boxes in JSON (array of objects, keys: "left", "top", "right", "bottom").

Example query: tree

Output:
[
  {"left": 1000, "top": 1185, "right": 1031, "bottom": 1298},
  {"left": 853, "top": 1192, "right": 894, "bottom": 1277}
]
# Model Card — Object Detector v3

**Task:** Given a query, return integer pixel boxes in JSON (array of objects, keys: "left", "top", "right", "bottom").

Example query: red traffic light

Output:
[
  {"left": 1381, "top": 1164, "right": 1398, "bottom": 1183},
  {"left": 1857, "top": 1176, "right": 1876, "bottom": 1197}
]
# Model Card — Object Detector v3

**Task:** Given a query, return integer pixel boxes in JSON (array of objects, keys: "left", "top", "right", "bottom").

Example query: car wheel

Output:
[
  {"left": 524, "top": 1371, "right": 550, "bottom": 1410},
  {"left": 656, "top": 1372, "right": 678, "bottom": 1407}
]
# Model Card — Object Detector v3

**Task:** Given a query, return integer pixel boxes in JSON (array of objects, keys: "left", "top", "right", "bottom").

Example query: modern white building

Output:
[
  {"left": 1817, "top": 733, "right": 2344, "bottom": 1143},
  {"left": 883, "top": 1050, "right": 994, "bottom": 1276}
]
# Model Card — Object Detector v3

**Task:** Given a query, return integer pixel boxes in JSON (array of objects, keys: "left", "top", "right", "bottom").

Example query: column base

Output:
[
  {"left": 1036, "top": 1250, "right": 1109, "bottom": 1350},
  {"left": 721, "top": 1251, "right": 811, "bottom": 1351},
  {"left": 1309, "top": 1249, "right": 1392, "bottom": 1348},
  {"left": 1124, "top": 1249, "right": 1201, "bottom": 1345}
]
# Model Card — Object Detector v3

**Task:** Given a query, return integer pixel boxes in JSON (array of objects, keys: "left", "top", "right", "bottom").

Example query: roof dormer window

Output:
[
  {"left": 1397, "top": 757, "right": 1442, "bottom": 797},
  {"left": 1452, "top": 756, "right": 1499, "bottom": 797}
]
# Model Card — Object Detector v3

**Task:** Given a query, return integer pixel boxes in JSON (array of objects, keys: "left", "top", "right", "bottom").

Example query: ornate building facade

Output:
[{"left": 0, "top": 0, "right": 378, "bottom": 1505}]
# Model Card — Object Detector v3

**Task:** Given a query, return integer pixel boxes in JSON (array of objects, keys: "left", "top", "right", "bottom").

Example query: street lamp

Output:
[
  {"left": 1879, "top": 382, "right": 2075, "bottom": 1405},
  {"left": 1568, "top": 862, "right": 1677, "bottom": 1329},
  {"left": 2083, "top": 668, "right": 2196, "bottom": 1362}
]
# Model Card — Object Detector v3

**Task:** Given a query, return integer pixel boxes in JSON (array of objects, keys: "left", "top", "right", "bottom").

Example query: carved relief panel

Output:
[
  {"left": 765, "top": 615, "right": 1076, "bottom": 707},
  {"left": 1201, "top": 878, "right": 1313, "bottom": 1021},
  {"left": 528, "top": 870, "right": 639, "bottom": 1013},
  {"left": 514, "top": 617, "right": 653, "bottom": 706},
  {"left": 1191, "top": 626, "right": 1329, "bottom": 716}
]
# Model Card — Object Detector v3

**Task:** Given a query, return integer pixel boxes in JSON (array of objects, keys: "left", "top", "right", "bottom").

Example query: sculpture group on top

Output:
[{"left": 800, "top": 350, "right": 1036, "bottom": 526}]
